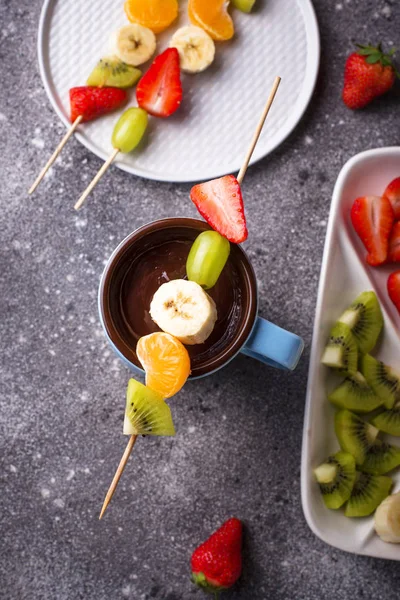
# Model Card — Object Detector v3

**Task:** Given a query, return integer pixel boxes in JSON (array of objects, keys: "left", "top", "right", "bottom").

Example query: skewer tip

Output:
[{"left": 98, "top": 433, "right": 138, "bottom": 520}]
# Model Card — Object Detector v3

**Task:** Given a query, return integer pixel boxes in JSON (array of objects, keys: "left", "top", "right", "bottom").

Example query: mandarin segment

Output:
[
  {"left": 124, "top": 0, "right": 178, "bottom": 34},
  {"left": 137, "top": 332, "right": 191, "bottom": 398},
  {"left": 188, "top": 0, "right": 234, "bottom": 41}
]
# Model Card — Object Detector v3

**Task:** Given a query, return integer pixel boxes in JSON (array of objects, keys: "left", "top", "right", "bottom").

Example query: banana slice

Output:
[
  {"left": 150, "top": 279, "right": 217, "bottom": 345},
  {"left": 110, "top": 24, "right": 156, "bottom": 67},
  {"left": 375, "top": 492, "right": 400, "bottom": 543},
  {"left": 169, "top": 26, "right": 215, "bottom": 73}
]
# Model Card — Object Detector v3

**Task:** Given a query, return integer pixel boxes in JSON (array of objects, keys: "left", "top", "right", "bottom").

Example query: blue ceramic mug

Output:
[{"left": 98, "top": 218, "right": 304, "bottom": 378}]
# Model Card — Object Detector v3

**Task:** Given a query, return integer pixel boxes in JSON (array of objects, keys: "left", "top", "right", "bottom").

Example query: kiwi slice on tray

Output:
[
  {"left": 360, "top": 440, "right": 400, "bottom": 475},
  {"left": 87, "top": 57, "right": 141, "bottom": 89},
  {"left": 338, "top": 291, "right": 383, "bottom": 354},
  {"left": 361, "top": 354, "right": 400, "bottom": 410},
  {"left": 328, "top": 372, "right": 382, "bottom": 414},
  {"left": 321, "top": 323, "right": 358, "bottom": 375},
  {"left": 314, "top": 451, "right": 356, "bottom": 509},
  {"left": 345, "top": 472, "right": 392, "bottom": 517},
  {"left": 335, "top": 409, "right": 379, "bottom": 465},
  {"left": 123, "top": 379, "right": 175, "bottom": 436},
  {"left": 371, "top": 402, "right": 400, "bottom": 436}
]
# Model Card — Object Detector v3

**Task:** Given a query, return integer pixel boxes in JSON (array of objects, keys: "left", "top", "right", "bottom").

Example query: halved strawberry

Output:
[
  {"left": 190, "top": 175, "right": 248, "bottom": 243},
  {"left": 69, "top": 86, "right": 127, "bottom": 123},
  {"left": 384, "top": 177, "right": 400, "bottom": 220},
  {"left": 350, "top": 195, "right": 394, "bottom": 266},
  {"left": 388, "top": 221, "right": 400, "bottom": 262},
  {"left": 388, "top": 271, "right": 400, "bottom": 315},
  {"left": 136, "top": 48, "right": 182, "bottom": 118}
]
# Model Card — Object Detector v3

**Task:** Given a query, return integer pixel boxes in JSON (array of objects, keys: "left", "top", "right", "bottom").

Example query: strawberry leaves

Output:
[{"left": 356, "top": 43, "right": 400, "bottom": 77}]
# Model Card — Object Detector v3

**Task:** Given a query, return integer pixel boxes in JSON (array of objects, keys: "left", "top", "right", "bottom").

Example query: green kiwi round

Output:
[
  {"left": 314, "top": 451, "right": 356, "bottom": 509},
  {"left": 87, "top": 57, "right": 141, "bottom": 89},
  {"left": 361, "top": 354, "right": 400, "bottom": 410},
  {"left": 338, "top": 291, "right": 383, "bottom": 354},
  {"left": 360, "top": 440, "right": 400, "bottom": 475},
  {"left": 345, "top": 472, "right": 392, "bottom": 517},
  {"left": 328, "top": 372, "right": 382, "bottom": 413},
  {"left": 334, "top": 409, "right": 379, "bottom": 465},
  {"left": 371, "top": 402, "right": 400, "bottom": 436},
  {"left": 321, "top": 322, "right": 358, "bottom": 375},
  {"left": 124, "top": 379, "right": 175, "bottom": 436}
]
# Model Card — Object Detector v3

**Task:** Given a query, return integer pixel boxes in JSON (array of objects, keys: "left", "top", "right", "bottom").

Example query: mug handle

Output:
[{"left": 240, "top": 316, "right": 304, "bottom": 371}]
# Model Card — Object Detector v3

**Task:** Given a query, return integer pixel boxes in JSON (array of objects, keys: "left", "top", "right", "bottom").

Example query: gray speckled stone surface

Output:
[{"left": 1, "top": 1, "right": 400, "bottom": 598}]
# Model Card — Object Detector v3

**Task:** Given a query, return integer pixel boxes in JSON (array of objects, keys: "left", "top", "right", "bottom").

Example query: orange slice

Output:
[
  {"left": 124, "top": 0, "right": 179, "bottom": 34},
  {"left": 136, "top": 332, "right": 191, "bottom": 398},
  {"left": 188, "top": 0, "right": 234, "bottom": 41}
]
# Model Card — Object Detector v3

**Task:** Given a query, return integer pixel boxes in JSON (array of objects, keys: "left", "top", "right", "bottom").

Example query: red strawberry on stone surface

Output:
[
  {"left": 342, "top": 44, "right": 398, "bottom": 110},
  {"left": 69, "top": 86, "right": 127, "bottom": 123},
  {"left": 384, "top": 177, "right": 400, "bottom": 220},
  {"left": 191, "top": 518, "right": 243, "bottom": 597},
  {"left": 388, "top": 221, "right": 400, "bottom": 263},
  {"left": 388, "top": 271, "right": 400, "bottom": 315},
  {"left": 136, "top": 48, "right": 182, "bottom": 118},
  {"left": 190, "top": 175, "right": 248, "bottom": 243},
  {"left": 350, "top": 195, "right": 394, "bottom": 266}
]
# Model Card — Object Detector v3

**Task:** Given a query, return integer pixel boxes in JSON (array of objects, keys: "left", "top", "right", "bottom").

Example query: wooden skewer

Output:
[
  {"left": 99, "top": 433, "right": 138, "bottom": 519},
  {"left": 236, "top": 75, "right": 281, "bottom": 185},
  {"left": 74, "top": 147, "right": 119, "bottom": 211},
  {"left": 28, "top": 116, "right": 83, "bottom": 195},
  {"left": 98, "top": 76, "right": 282, "bottom": 520}
]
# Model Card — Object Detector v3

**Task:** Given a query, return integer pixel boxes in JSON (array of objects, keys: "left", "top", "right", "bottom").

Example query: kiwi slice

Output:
[
  {"left": 360, "top": 439, "right": 400, "bottom": 475},
  {"left": 371, "top": 401, "right": 400, "bottom": 436},
  {"left": 321, "top": 323, "right": 358, "bottom": 375},
  {"left": 87, "top": 57, "right": 141, "bottom": 89},
  {"left": 314, "top": 451, "right": 356, "bottom": 509},
  {"left": 328, "top": 372, "right": 382, "bottom": 414},
  {"left": 361, "top": 354, "right": 400, "bottom": 410},
  {"left": 123, "top": 379, "right": 175, "bottom": 436},
  {"left": 338, "top": 291, "right": 383, "bottom": 354},
  {"left": 335, "top": 409, "right": 379, "bottom": 465},
  {"left": 345, "top": 472, "right": 392, "bottom": 517}
]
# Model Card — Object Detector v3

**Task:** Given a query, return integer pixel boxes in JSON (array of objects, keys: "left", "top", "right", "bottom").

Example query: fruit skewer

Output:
[
  {"left": 98, "top": 75, "right": 281, "bottom": 520},
  {"left": 75, "top": 47, "right": 182, "bottom": 211}
]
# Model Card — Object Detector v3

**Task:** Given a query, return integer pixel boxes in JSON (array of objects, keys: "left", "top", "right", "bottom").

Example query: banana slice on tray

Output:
[
  {"left": 170, "top": 26, "right": 215, "bottom": 73},
  {"left": 150, "top": 279, "right": 217, "bottom": 345},
  {"left": 375, "top": 492, "right": 400, "bottom": 543},
  {"left": 110, "top": 24, "right": 156, "bottom": 66}
]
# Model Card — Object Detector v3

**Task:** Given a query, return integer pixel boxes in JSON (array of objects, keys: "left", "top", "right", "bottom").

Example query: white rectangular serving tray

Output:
[{"left": 301, "top": 147, "right": 400, "bottom": 560}]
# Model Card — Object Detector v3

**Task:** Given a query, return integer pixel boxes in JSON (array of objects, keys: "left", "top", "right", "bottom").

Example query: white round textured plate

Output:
[{"left": 38, "top": 0, "right": 320, "bottom": 183}]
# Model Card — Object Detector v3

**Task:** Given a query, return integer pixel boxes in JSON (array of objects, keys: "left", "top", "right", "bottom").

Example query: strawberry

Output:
[
  {"left": 342, "top": 44, "right": 398, "bottom": 109},
  {"left": 384, "top": 177, "right": 400, "bottom": 220},
  {"left": 191, "top": 518, "right": 242, "bottom": 596},
  {"left": 350, "top": 195, "right": 394, "bottom": 266},
  {"left": 190, "top": 175, "right": 248, "bottom": 243},
  {"left": 387, "top": 271, "right": 400, "bottom": 315},
  {"left": 388, "top": 221, "right": 400, "bottom": 263},
  {"left": 136, "top": 48, "right": 182, "bottom": 118},
  {"left": 69, "top": 86, "right": 127, "bottom": 123}
]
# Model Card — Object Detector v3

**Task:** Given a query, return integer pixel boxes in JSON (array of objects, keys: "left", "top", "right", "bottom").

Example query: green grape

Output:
[
  {"left": 186, "top": 230, "right": 230, "bottom": 290},
  {"left": 112, "top": 107, "right": 148, "bottom": 153}
]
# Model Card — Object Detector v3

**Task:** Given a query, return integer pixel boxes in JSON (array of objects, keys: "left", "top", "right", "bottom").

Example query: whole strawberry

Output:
[
  {"left": 343, "top": 43, "right": 398, "bottom": 109},
  {"left": 191, "top": 518, "right": 242, "bottom": 597}
]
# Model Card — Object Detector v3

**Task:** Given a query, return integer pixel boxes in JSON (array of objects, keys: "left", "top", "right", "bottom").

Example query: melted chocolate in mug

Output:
[
  {"left": 121, "top": 238, "right": 242, "bottom": 370},
  {"left": 101, "top": 220, "right": 257, "bottom": 378}
]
